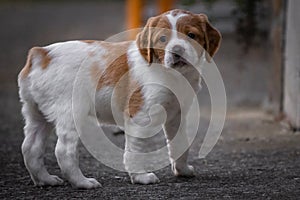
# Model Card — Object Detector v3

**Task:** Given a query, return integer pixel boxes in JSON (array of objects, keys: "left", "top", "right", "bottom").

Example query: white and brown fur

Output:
[{"left": 18, "top": 9, "right": 221, "bottom": 188}]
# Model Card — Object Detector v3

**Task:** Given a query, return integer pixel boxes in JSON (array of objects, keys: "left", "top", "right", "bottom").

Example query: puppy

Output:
[{"left": 18, "top": 9, "right": 221, "bottom": 188}]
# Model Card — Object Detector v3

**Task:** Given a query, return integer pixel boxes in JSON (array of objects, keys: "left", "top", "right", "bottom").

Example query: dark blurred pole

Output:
[
  {"left": 268, "top": 0, "right": 285, "bottom": 115},
  {"left": 283, "top": 0, "right": 300, "bottom": 130}
]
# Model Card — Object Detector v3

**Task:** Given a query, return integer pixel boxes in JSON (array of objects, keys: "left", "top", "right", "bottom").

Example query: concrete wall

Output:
[{"left": 284, "top": 0, "right": 300, "bottom": 129}]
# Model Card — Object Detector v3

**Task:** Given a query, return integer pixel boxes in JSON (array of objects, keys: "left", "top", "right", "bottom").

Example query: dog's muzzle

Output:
[{"left": 171, "top": 45, "right": 188, "bottom": 67}]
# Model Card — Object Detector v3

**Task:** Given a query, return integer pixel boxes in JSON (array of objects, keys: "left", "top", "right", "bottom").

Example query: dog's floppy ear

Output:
[
  {"left": 198, "top": 14, "right": 221, "bottom": 62},
  {"left": 136, "top": 16, "right": 159, "bottom": 64}
]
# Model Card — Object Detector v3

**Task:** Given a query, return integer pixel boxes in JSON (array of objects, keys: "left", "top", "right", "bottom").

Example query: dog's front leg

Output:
[
  {"left": 163, "top": 114, "right": 195, "bottom": 177},
  {"left": 123, "top": 118, "right": 160, "bottom": 185}
]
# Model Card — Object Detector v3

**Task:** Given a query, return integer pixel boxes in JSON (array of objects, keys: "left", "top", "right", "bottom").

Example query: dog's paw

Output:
[
  {"left": 72, "top": 177, "right": 101, "bottom": 189},
  {"left": 130, "top": 173, "right": 160, "bottom": 185},
  {"left": 34, "top": 175, "right": 64, "bottom": 187},
  {"left": 172, "top": 164, "right": 195, "bottom": 177}
]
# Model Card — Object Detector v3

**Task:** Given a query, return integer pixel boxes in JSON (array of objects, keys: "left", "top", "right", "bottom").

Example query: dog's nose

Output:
[{"left": 172, "top": 45, "right": 185, "bottom": 62}]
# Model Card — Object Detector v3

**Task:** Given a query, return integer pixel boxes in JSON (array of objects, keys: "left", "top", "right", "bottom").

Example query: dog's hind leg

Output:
[
  {"left": 54, "top": 120, "right": 101, "bottom": 189},
  {"left": 21, "top": 102, "right": 64, "bottom": 186}
]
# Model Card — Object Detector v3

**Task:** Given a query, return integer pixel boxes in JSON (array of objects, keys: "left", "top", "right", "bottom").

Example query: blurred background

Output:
[
  {"left": 1, "top": 0, "right": 300, "bottom": 198},
  {"left": 0, "top": 0, "right": 294, "bottom": 121}
]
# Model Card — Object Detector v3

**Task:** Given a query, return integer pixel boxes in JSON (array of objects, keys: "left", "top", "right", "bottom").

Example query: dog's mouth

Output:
[{"left": 172, "top": 57, "right": 190, "bottom": 68}]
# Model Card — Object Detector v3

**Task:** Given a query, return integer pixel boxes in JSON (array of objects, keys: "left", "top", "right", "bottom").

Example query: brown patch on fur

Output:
[
  {"left": 89, "top": 41, "right": 144, "bottom": 117},
  {"left": 197, "top": 14, "right": 221, "bottom": 62},
  {"left": 19, "top": 47, "right": 51, "bottom": 79},
  {"left": 176, "top": 13, "right": 221, "bottom": 61},
  {"left": 82, "top": 40, "right": 97, "bottom": 44},
  {"left": 19, "top": 49, "right": 33, "bottom": 79},
  {"left": 127, "top": 85, "right": 144, "bottom": 117},
  {"left": 97, "top": 54, "right": 129, "bottom": 89},
  {"left": 136, "top": 15, "right": 171, "bottom": 64},
  {"left": 89, "top": 41, "right": 131, "bottom": 89},
  {"left": 36, "top": 47, "right": 51, "bottom": 69}
]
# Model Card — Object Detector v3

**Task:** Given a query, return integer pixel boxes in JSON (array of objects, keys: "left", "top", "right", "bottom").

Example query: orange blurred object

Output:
[
  {"left": 126, "top": 0, "right": 143, "bottom": 39},
  {"left": 126, "top": 0, "right": 174, "bottom": 39},
  {"left": 157, "top": 0, "right": 174, "bottom": 14}
]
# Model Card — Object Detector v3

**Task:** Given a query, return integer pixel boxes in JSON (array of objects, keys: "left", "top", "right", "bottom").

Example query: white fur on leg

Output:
[
  {"left": 163, "top": 115, "right": 195, "bottom": 178},
  {"left": 21, "top": 103, "right": 64, "bottom": 187},
  {"left": 55, "top": 126, "right": 101, "bottom": 189},
  {"left": 71, "top": 178, "right": 101, "bottom": 189},
  {"left": 130, "top": 173, "right": 160, "bottom": 184},
  {"left": 172, "top": 163, "right": 195, "bottom": 177},
  {"left": 123, "top": 118, "right": 161, "bottom": 184},
  {"left": 34, "top": 175, "right": 64, "bottom": 187}
]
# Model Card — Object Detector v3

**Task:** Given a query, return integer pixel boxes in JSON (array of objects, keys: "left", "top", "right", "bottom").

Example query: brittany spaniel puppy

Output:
[{"left": 18, "top": 9, "right": 221, "bottom": 188}]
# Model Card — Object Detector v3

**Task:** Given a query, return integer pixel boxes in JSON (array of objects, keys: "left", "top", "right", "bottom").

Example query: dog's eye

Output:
[
  {"left": 159, "top": 35, "right": 167, "bottom": 43},
  {"left": 187, "top": 32, "right": 196, "bottom": 39}
]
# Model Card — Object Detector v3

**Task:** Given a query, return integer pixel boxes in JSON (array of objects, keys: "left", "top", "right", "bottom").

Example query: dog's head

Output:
[{"left": 136, "top": 9, "right": 221, "bottom": 68}]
